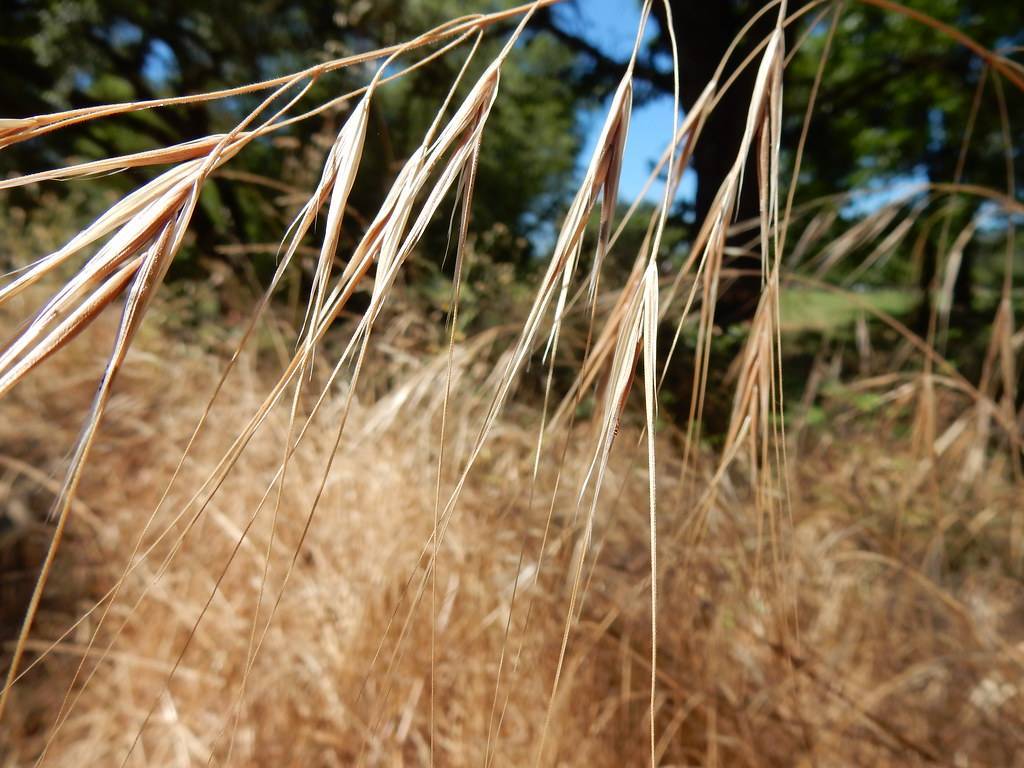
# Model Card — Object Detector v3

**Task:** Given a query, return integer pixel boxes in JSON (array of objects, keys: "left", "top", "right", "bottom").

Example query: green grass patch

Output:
[{"left": 779, "top": 287, "right": 917, "bottom": 333}]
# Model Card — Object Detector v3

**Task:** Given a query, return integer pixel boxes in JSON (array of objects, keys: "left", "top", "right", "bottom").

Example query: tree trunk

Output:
[{"left": 655, "top": 1, "right": 774, "bottom": 326}]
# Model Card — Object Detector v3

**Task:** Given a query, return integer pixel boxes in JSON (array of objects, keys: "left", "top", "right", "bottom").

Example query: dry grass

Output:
[
  {"left": 1, "top": 0, "right": 1023, "bottom": 765},
  {"left": 1, "top": 296, "right": 1022, "bottom": 767}
]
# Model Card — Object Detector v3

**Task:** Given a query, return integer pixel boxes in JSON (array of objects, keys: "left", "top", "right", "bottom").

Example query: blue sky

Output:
[{"left": 553, "top": 0, "right": 697, "bottom": 204}]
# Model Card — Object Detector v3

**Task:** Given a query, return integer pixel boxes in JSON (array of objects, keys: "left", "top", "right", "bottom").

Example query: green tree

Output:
[
  {"left": 543, "top": 0, "right": 1024, "bottom": 324},
  {"left": 2, "top": 0, "right": 584, "bottom": 284}
]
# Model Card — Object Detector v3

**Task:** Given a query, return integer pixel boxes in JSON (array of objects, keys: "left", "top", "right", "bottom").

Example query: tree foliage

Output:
[
  {"left": 3, "top": 0, "right": 1022, "bottom": 322},
  {"left": 2, "top": 0, "right": 584, "bottom": 280}
]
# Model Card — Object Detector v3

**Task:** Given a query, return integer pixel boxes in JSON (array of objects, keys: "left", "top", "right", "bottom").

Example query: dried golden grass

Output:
[{"left": 1, "top": 294, "right": 1022, "bottom": 766}]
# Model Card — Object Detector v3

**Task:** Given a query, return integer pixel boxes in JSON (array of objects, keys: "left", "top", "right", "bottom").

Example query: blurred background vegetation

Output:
[{"left": 1, "top": 0, "right": 1022, "bottom": 397}]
